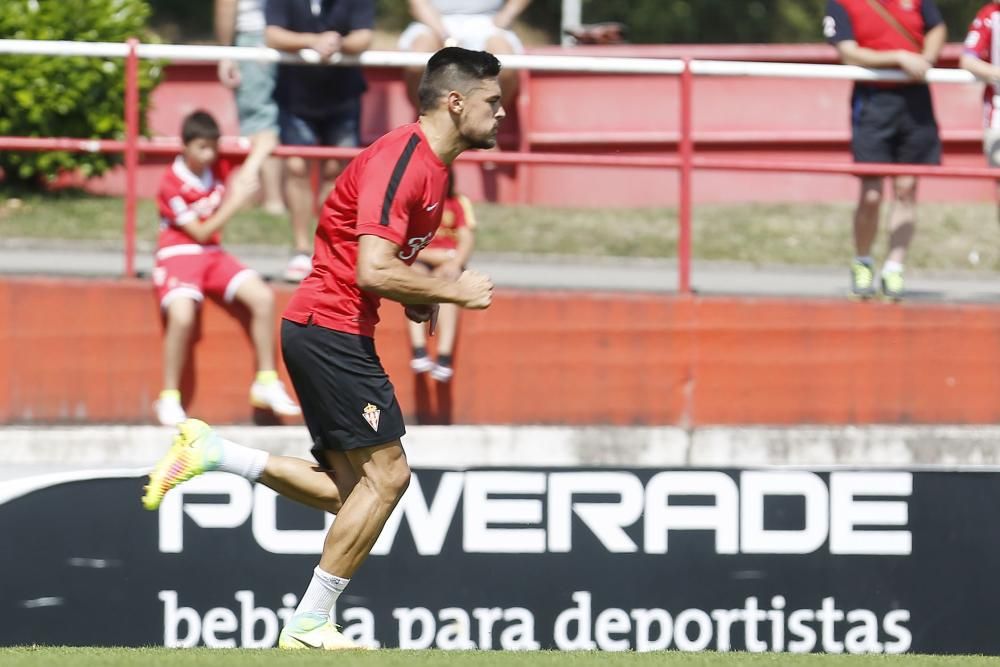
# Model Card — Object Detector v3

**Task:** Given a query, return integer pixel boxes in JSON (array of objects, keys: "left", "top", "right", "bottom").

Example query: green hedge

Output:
[{"left": 0, "top": 0, "right": 162, "bottom": 187}]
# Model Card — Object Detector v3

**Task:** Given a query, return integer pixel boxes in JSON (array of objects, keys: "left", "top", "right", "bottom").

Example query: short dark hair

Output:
[
  {"left": 181, "top": 111, "right": 221, "bottom": 144},
  {"left": 417, "top": 47, "right": 502, "bottom": 114}
]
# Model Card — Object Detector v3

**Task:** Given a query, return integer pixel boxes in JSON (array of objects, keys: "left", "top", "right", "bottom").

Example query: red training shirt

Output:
[
  {"left": 156, "top": 156, "right": 229, "bottom": 250},
  {"left": 283, "top": 122, "right": 449, "bottom": 338},
  {"left": 824, "top": 0, "right": 943, "bottom": 53},
  {"left": 424, "top": 193, "right": 475, "bottom": 252}
]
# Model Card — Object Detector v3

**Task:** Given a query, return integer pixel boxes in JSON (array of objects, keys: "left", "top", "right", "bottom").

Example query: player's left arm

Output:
[{"left": 493, "top": 0, "right": 532, "bottom": 29}]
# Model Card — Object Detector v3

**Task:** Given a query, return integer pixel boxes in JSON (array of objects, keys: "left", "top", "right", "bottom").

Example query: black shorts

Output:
[
  {"left": 281, "top": 319, "right": 406, "bottom": 457},
  {"left": 850, "top": 84, "right": 941, "bottom": 166}
]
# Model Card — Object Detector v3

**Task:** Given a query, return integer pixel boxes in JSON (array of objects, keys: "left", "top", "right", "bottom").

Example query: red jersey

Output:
[
  {"left": 964, "top": 3, "right": 1000, "bottom": 128},
  {"left": 424, "top": 194, "right": 475, "bottom": 252},
  {"left": 824, "top": 0, "right": 943, "bottom": 53},
  {"left": 156, "top": 156, "right": 227, "bottom": 250},
  {"left": 283, "top": 122, "right": 449, "bottom": 338}
]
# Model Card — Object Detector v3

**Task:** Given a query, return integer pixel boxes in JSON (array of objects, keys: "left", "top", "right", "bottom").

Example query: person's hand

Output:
[
  {"left": 432, "top": 259, "right": 463, "bottom": 282},
  {"left": 454, "top": 270, "right": 493, "bottom": 309},
  {"left": 312, "top": 31, "right": 342, "bottom": 60},
  {"left": 897, "top": 51, "right": 932, "bottom": 80},
  {"left": 492, "top": 14, "right": 511, "bottom": 30},
  {"left": 404, "top": 303, "right": 438, "bottom": 323},
  {"left": 217, "top": 59, "right": 241, "bottom": 88}
]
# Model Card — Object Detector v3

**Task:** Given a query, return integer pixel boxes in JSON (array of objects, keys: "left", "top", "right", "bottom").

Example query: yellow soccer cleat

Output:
[
  {"left": 141, "top": 418, "right": 221, "bottom": 511},
  {"left": 278, "top": 614, "right": 367, "bottom": 650}
]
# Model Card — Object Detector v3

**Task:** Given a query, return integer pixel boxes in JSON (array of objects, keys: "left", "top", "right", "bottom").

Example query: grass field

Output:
[
  {"left": 3, "top": 648, "right": 1000, "bottom": 666},
  {"left": 3, "top": 191, "right": 1000, "bottom": 272}
]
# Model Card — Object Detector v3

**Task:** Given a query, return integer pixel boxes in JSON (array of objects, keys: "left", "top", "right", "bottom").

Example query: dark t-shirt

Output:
[{"left": 266, "top": 0, "right": 375, "bottom": 119}]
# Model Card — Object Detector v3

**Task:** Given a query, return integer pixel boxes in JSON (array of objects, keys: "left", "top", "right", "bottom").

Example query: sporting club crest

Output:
[{"left": 362, "top": 403, "right": 381, "bottom": 431}]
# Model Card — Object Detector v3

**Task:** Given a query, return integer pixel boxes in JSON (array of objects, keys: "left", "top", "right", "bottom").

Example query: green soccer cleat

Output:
[
  {"left": 880, "top": 269, "right": 904, "bottom": 302},
  {"left": 278, "top": 613, "right": 367, "bottom": 650},
  {"left": 849, "top": 260, "right": 876, "bottom": 300},
  {"left": 141, "top": 418, "right": 222, "bottom": 511}
]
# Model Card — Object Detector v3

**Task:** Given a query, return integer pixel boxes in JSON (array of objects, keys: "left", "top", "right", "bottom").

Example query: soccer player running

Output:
[{"left": 141, "top": 47, "right": 502, "bottom": 650}]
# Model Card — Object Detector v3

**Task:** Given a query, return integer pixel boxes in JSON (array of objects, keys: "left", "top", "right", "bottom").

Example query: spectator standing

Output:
[
  {"left": 398, "top": 0, "right": 530, "bottom": 110},
  {"left": 265, "top": 0, "right": 375, "bottom": 282},
  {"left": 960, "top": 2, "right": 1000, "bottom": 223},
  {"left": 824, "top": 0, "right": 946, "bottom": 301},
  {"left": 152, "top": 111, "right": 301, "bottom": 426},
  {"left": 214, "top": 0, "right": 286, "bottom": 217},
  {"left": 408, "top": 171, "right": 476, "bottom": 382}
]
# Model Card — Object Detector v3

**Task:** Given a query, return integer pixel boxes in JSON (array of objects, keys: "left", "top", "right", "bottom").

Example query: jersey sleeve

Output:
[
  {"left": 356, "top": 145, "right": 428, "bottom": 247},
  {"left": 921, "top": 0, "right": 944, "bottom": 31},
  {"left": 824, "top": 0, "right": 854, "bottom": 44},
  {"left": 965, "top": 8, "right": 994, "bottom": 61},
  {"left": 264, "top": 0, "right": 291, "bottom": 29},
  {"left": 348, "top": 0, "right": 376, "bottom": 31}
]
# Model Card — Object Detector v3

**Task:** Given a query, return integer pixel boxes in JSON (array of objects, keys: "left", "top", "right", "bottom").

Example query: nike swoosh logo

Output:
[
  {"left": 289, "top": 634, "right": 323, "bottom": 649},
  {"left": 425, "top": 202, "right": 439, "bottom": 212}
]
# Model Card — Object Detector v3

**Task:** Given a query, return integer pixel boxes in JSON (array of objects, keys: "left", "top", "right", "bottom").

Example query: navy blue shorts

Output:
[
  {"left": 278, "top": 99, "right": 361, "bottom": 148},
  {"left": 281, "top": 319, "right": 406, "bottom": 456},
  {"left": 851, "top": 84, "right": 941, "bottom": 166}
]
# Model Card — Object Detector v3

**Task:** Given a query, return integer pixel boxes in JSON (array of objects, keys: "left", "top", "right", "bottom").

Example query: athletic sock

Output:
[
  {"left": 437, "top": 353, "right": 453, "bottom": 368},
  {"left": 855, "top": 256, "right": 873, "bottom": 266},
  {"left": 159, "top": 389, "right": 181, "bottom": 402},
  {"left": 882, "top": 260, "right": 903, "bottom": 274},
  {"left": 216, "top": 439, "right": 269, "bottom": 482},
  {"left": 255, "top": 370, "right": 278, "bottom": 385},
  {"left": 293, "top": 567, "right": 350, "bottom": 618},
  {"left": 413, "top": 346, "right": 427, "bottom": 359}
]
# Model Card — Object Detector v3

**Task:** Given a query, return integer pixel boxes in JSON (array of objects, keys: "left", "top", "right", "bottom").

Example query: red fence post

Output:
[
  {"left": 678, "top": 57, "right": 693, "bottom": 295},
  {"left": 123, "top": 37, "right": 140, "bottom": 279}
]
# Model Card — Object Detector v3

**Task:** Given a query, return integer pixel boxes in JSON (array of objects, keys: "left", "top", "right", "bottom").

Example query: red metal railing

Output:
[{"left": 5, "top": 43, "right": 1000, "bottom": 292}]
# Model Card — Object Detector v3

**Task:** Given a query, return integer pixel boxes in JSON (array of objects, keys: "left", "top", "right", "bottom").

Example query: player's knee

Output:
[
  {"left": 374, "top": 460, "right": 411, "bottom": 504},
  {"left": 286, "top": 157, "right": 309, "bottom": 178},
  {"left": 893, "top": 177, "right": 917, "bottom": 203},
  {"left": 860, "top": 187, "right": 883, "bottom": 207},
  {"left": 166, "top": 299, "right": 197, "bottom": 329},
  {"left": 242, "top": 283, "right": 274, "bottom": 315}
]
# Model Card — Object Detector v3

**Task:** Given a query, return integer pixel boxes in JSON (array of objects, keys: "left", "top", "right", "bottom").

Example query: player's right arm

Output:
[{"left": 356, "top": 234, "right": 492, "bottom": 308}]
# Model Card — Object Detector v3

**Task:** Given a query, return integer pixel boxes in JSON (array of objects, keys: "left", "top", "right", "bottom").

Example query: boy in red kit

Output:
[
  {"left": 408, "top": 170, "right": 476, "bottom": 382},
  {"left": 153, "top": 110, "right": 300, "bottom": 425}
]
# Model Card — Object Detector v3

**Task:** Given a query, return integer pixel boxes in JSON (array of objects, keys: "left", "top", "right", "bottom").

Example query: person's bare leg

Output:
[
  {"left": 162, "top": 298, "right": 197, "bottom": 391},
  {"left": 233, "top": 275, "right": 276, "bottom": 372},
  {"left": 854, "top": 176, "right": 883, "bottom": 258},
  {"left": 261, "top": 156, "right": 286, "bottom": 216},
  {"left": 886, "top": 175, "right": 917, "bottom": 266},
  {"left": 404, "top": 31, "right": 444, "bottom": 109},
  {"left": 260, "top": 450, "right": 358, "bottom": 514},
  {"left": 435, "top": 303, "right": 459, "bottom": 356},
  {"left": 317, "top": 441, "right": 410, "bottom": 577},
  {"left": 285, "top": 156, "right": 314, "bottom": 256},
  {"left": 319, "top": 158, "right": 345, "bottom": 210}
]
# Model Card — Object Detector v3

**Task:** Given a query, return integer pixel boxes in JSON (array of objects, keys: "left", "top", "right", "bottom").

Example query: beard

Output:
[{"left": 462, "top": 127, "right": 498, "bottom": 150}]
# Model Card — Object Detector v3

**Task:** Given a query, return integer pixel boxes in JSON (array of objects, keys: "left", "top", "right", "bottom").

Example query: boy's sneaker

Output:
[
  {"left": 410, "top": 355, "right": 435, "bottom": 373},
  {"left": 278, "top": 613, "right": 366, "bottom": 650},
  {"left": 284, "top": 254, "right": 312, "bottom": 282},
  {"left": 142, "top": 419, "right": 221, "bottom": 511},
  {"left": 154, "top": 395, "right": 187, "bottom": 426},
  {"left": 880, "top": 269, "right": 905, "bottom": 302},
  {"left": 849, "top": 260, "right": 876, "bottom": 300},
  {"left": 250, "top": 380, "right": 302, "bottom": 417},
  {"left": 430, "top": 363, "right": 454, "bottom": 383}
]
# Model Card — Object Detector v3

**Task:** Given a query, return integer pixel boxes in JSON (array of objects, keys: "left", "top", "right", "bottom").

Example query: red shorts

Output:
[{"left": 153, "top": 245, "right": 255, "bottom": 308}]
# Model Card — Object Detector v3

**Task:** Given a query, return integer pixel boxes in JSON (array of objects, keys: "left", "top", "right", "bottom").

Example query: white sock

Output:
[
  {"left": 882, "top": 260, "right": 904, "bottom": 274},
  {"left": 293, "top": 567, "right": 350, "bottom": 618},
  {"left": 217, "top": 438, "right": 269, "bottom": 482}
]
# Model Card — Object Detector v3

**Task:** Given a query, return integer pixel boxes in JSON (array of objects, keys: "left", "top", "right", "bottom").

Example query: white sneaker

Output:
[
  {"left": 410, "top": 355, "right": 435, "bottom": 373},
  {"left": 154, "top": 396, "right": 187, "bottom": 426},
  {"left": 430, "top": 363, "right": 454, "bottom": 383},
  {"left": 250, "top": 380, "right": 302, "bottom": 417},
  {"left": 284, "top": 254, "right": 312, "bottom": 282}
]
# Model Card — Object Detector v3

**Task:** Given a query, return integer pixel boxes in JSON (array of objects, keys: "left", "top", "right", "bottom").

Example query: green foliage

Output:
[{"left": 0, "top": 0, "right": 162, "bottom": 187}]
